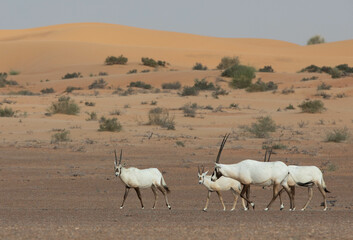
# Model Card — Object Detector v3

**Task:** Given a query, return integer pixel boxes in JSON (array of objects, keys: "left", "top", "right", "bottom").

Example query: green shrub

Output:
[
  {"left": 127, "top": 69, "right": 137, "bottom": 74},
  {"left": 246, "top": 78, "right": 277, "bottom": 92},
  {"left": 193, "top": 78, "right": 215, "bottom": 90},
  {"left": 9, "top": 69, "right": 20, "bottom": 75},
  {"left": 98, "top": 72, "right": 108, "bottom": 76},
  {"left": 192, "top": 62, "right": 208, "bottom": 70},
  {"left": 89, "top": 78, "right": 107, "bottom": 89},
  {"left": 40, "top": 88, "right": 55, "bottom": 94},
  {"left": 317, "top": 82, "right": 331, "bottom": 91},
  {"left": 86, "top": 111, "right": 97, "bottom": 121},
  {"left": 65, "top": 86, "right": 82, "bottom": 93},
  {"left": 325, "top": 127, "right": 349, "bottom": 142},
  {"left": 217, "top": 56, "right": 239, "bottom": 70},
  {"left": 259, "top": 66, "right": 274, "bottom": 72},
  {"left": 298, "top": 100, "right": 325, "bottom": 113},
  {"left": 181, "top": 86, "right": 199, "bottom": 96},
  {"left": 104, "top": 55, "right": 128, "bottom": 65},
  {"left": 330, "top": 68, "right": 344, "bottom": 78},
  {"left": 9, "top": 90, "right": 37, "bottom": 96},
  {"left": 176, "top": 141, "right": 185, "bottom": 147},
  {"left": 62, "top": 72, "right": 82, "bottom": 79},
  {"left": 99, "top": 117, "right": 122, "bottom": 132},
  {"left": 0, "top": 72, "right": 18, "bottom": 87},
  {"left": 299, "top": 65, "right": 321, "bottom": 73},
  {"left": 212, "top": 86, "right": 228, "bottom": 99},
  {"left": 223, "top": 65, "right": 256, "bottom": 89},
  {"left": 285, "top": 104, "right": 295, "bottom": 110},
  {"left": 51, "top": 130, "right": 70, "bottom": 143},
  {"left": 307, "top": 35, "right": 325, "bottom": 45},
  {"left": 245, "top": 116, "right": 276, "bottom": 138},
  {"left": 336, "top": 64, "right": 353, "bottom": 73},
  {"left": 161, "top": 81, "right": 181, "bottom": 90},
  {"left": 85, "top": 101, "right": 95, "bottom": 107},
  {"left": 148, "top": 107, "right": 175, "bottom": 130},
  {"left": 141, "top": 57, "right": 166, "bottom": 67},
  {"left": 49, "top": 96, "right": 80, "bottom": 115},
  {"left": 301, "top": 76, "right": 318, "bottom": 81},
  {"left": 180, "top": 103, "right": 197, "bottom": 117},
  {"left": 129, "top": 81, "right": 152, "bottom": 89},
  {"left": 0, "top": 107, "right": 15, "bottom": 117}
]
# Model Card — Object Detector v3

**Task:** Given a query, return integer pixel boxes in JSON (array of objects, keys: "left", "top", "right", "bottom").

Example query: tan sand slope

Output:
[{"left": 0, "top": 22, "right": 352, "bottom": 73}]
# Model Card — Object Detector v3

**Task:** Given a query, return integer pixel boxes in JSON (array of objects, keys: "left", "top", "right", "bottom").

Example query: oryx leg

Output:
[
  {"left": 301, "top": 187, "right": 313, "bottom": 211},
  {"left": 278, "top": 188, "right": 285, "bottom": 210},
  {"left": 120, "top": 186, "right": 130, "bottom": 209},
  {"left": 317, "top": 185, "right": 328, "bottom": 211},
  {"left": 157, "top": 186, "right": 171, "bottom": 210},
  {"left": 230, "top": 188, "right": 239, "bottom": 211},
  {"left": 290, "top": 186, "right": 296, "bottom": 210},
  {"left": 134, "top": 187, "right": 144, "bottom": 209},
  {"left": 239, "top": 184, "right": 255, "bottom": 209},
  {"left": 151, "top": 185, "right": 158, "bottom": 209},
  {"left": 282, "top": 185, "right": 294, "bottom": 211},
  {"left": 216, "top": 191, "right": 226, "bottom": 211},
  {"left": 264, "top": 183, "right": 281, "bottom": 211},
  {"left": 246, "top": 186, "right": 250, "bottom": 210},
  {"left": 203, "top": 191, "right": 211, "bottom": 211}
]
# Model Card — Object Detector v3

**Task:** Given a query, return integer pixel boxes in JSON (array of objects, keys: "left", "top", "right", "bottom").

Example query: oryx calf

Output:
[
  {"left": 114, "top": 149, "right": 171, "bottom": 210},
  {"left": 278, "top": 165, "right": 330, "bottom": 211},
  {"left": 198, "top": 165, "right": 247, "bottom": 211}
]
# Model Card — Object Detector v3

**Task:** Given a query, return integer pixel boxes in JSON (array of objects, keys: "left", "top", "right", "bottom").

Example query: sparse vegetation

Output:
[
  {"left": 9, "top": 90, "right": 37, "bottom": 96},
  {"left": 325, "top": 127, "right": 349, "bottom": 142},
  {"left": 217, "top": 56, "right": 240, "bottom": 70},
  {"left": 51, "top": 130, "right": 70, "bottom": 143},
  {"left": 148, "top": 107, "right": 175, "bottom": 130},
  {"left": 285, "top": 104, "right": 295, "bottom": 110},
  {"left": 104, "top": 55, "right": 128, "bottom": 65},
  {"left": 88, "top": 78, "right": 107, "bottom": 89},
  {"left": 259, "top": 66, "right": 274, "bottom": 72},
  {"left": 0, "top": 107, "right": 15, "bottom": 117},
  {"left": 246, "top": 78, "right": 277, "bottom": 92},
  {"left": 301, "top": 76, "right": 318, "bottom": 82},
  {"left": 180, "top": 103, "right": 197, "bottom": 117},
  {"left": 243, "top": 116, "right": 277, "bottom": 138},
  {"left": 65, "top": 86, "right": 82, "bottom": 93},
  {"left": 49, "top": 96, "right": 80, "bottom": 115},
  {"left": 127, "top": 69, "right": 137, "bottom": 74},
  {"left": 307, "top": 35, "right": 325, "bottom": 45},
  {"left": 141, "top": 57, "right": 166, "bottom": 67},
  {"left": 181, "top": 86, "right": 199, "bottom": 96},
  {"left": 176, "top": 141, "right": 185, "bottom": 147},
  {"left": 9, "top": 69, "right": 20, "bottom": 75},
  {"left": 129, "top": 81, "right": 152, "bottom": 89},
  {"left": 98, "top": 117, "right": 122, "bottom": 132},
  {"left": 0, "top": 72, "right": 18, "bottom": 87},
  {"left": 281, "top": 87, "right": 295, "bottom": 95},
  {"left": 193, "top": 78, "right": 215, "bottom": 90},
  {"left": 223, "top": 65, "right": 256, "bottom": 89},
  {"left": 86, "top": 111, "right": 97, "bottom": 121},
  {"left": 85, "top": 101, "right": 95, "bottom": 107},
  {"left": 161, "top": 81, "right": 182, "bottom": 90},
  {"left": 299, "top": 64, "right": 353, "bottom": 79},
  {"left": 298, "top": 100, "right": 325, "bottom": 113},
  {"left": 62, "top": 72, "right": 82, "bottom": 79},
  {"left": 40, "top": 88, "right": 55, "bottom": 94},
  {"left": 212, "top": 86, "right": 228, "bottom": 99},
  {"left": 192, "top": 62, "right": 208, "bottom": 71},
  {"left": 317, "top": 82, "right": 332, "bottom": 90}
]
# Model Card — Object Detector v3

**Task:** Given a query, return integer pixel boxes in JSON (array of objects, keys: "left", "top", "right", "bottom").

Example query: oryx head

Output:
[
  {"left": 114, "top": 149, "right": 123, "bottom": 177},
  {"left": 197, "top": 165, "right": 208, "bottom": 184},
  {"left": 211, "top": 133, "right": 229, "bottom": 182}
]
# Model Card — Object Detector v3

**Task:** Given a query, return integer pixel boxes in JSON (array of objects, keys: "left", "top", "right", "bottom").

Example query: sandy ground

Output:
[{"left": 0, "top": 23, "right": 353, "bottom": 239}]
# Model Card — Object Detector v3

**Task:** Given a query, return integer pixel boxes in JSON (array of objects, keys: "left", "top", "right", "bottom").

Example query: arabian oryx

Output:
[
  {"left": 114, "top": 149, "right": 171, "bottom": 210},
  {"left": 198, "top": 165, "right": 247, "bottom": 211},
  {"left": 211, "top": 134, "right": 295, "bottom": 211},
  {"left": 278, "top": 165, "right": 330, "bottom": 211}
]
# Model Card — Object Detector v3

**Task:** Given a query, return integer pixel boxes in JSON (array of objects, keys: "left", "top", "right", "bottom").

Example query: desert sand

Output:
[{"left": 0, "top": 23, "right": 352, "bottom": 239}]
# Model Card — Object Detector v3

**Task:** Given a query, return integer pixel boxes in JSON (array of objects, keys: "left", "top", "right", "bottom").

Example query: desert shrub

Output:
[
  {"left": 98, "top": 117, "right": 122, "bottom": 132},
  {"left": 9, "top": 90, "right": 37, "bottom": 96},
  {"left": 192, "top": 62, "right": 208, "bottom": 70},
  {"left": 65, "top": 86, "right": 82, "bottom": 93},
  {"left": 86, "top": 111, "right": 97, "bottom": 121},
  {"left": 40, "top": 88, "right": 55, "bottom": 94},
  {"left": 9, "top": 70, "right": 20, "bottom": 75},
  {"left": 336, "top": 64, "right": 353, "bottom": 73},
  {"left": 281, "top": 87, "right": 295, "bottom": 94},
  {"left": 223, "top": 65, "right": 256, "bottom": 89},
  {"left": 315, "top": 92, "right": 331, "bottom": 99},
  {"left": 148, "top": 107, "right": 175, "bottom": 130},
  {"left": 49, "top": 96, "right": 80, "bottom": 115},
  {"left": 88, "top": 78, "right": 107, "bottom": 89},
  {"left": 229, "top": 103, "right": 239, "bottom": 109},
  {"left": 180, "top": 103, "right": 197, "bottom": 117},
  {"left": 51, "top": 130, "right": 70, "bottom": 143},
  {"left": 217, "top": 56, "right": 240, "bottom": 70},
  {"left": 62, "top": 72, "right": 82, "bottom": 79},
  {"left": 330, "top": 68, "right": 344, "bottom": 78},
  {"left": 98, "top": 72, "right": 108, "bottom": 76},
  {"left": 110, "top": 109, "right": 121, "bottom": 116},
  {"left": 104, "top": 55, "right": 128, "bottom": 65},
  {"left": 141, "top": 57, "right": 166, "bottom": 67},
  {"left": 246, "top": 78, "right": 278, "bottom": 92},
  {"left": 141, "top": 69, "right": 150, "bottom": 73},
  {"left": 317, "top": 82, "right": 331, "bottom": 90},
  {"left": 193, "top": 78, "right": 215, "bottom": 90},
  {"left": 259, "top": 66, "right": 274, "bottom": 72},
  {"left": 127, "top": 69, "right": 137, "bottom": 74},
  {"left": 298, "top": 100, "right": 325, "bottom": 113},
  {"left": 0, "top": 72, "right": 18, "bottom": 87},
  {"left": 299, "top": 65, "right": 321, "bottom": 73},
  {"left": 176, "top": 141, "right": 185, "bottom": 147},
  {"left": 0, "top": 107, "right": 15, "bottom": 117},
  {"left": 307, "top": 35, "right": 325, "bottom": 45},
  {"left": 161, "top": 81, "right": 181, "bottom": 90},
  {"left": 285, "top": 104, "right": 295, "bottom": 110},
  {"left": 85, "top": 101, "right": 95, "bottom": 107},
  {"left": 129, "top": 81, "right": 152, "bottom": 89},
  {"left": 301, "top": 76, "right": 318, "bottom": 81},
  {"left": 181, "top": 86, "right": 199, "bottom": 96},
  {"left": 325, "top": 127, "right": 349, "bottom": 142},
  {"left": 245, "top": 116, "right": 276, "bottom": 138},
  {"left": 212, "top": 86, "right": 228, "bottom": 99}
]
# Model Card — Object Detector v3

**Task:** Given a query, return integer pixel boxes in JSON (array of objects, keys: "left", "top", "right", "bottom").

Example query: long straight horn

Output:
[
  {"left": 198, "top": 165, "right": 201, "bottom": 174},
  {"left": 202, "top": 165, "right": 205, "bottom": 173},
  {"left": 267, "top": 147, "right": 273, "bottom": 162},
  {"left": 215, "top": 133, "right": 230, "bottom": 163},
  {"left": 264, "top": 148, "right": 268, "bottom": 162},
  {"left": 119, "top": 149, "right": 123, "bottom": 165},
  {"left": 114, "top": 150, "right": 118, "bottom": 165}
]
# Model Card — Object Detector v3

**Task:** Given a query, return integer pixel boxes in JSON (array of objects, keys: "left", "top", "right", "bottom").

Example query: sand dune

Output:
[{"left": 1, "top": 22, "right": 352, "bottom": 73}]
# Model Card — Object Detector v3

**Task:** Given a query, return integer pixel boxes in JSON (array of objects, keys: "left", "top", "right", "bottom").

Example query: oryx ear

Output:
[{"left": 204, "top": 171, "right": 209, "bottom": 175}]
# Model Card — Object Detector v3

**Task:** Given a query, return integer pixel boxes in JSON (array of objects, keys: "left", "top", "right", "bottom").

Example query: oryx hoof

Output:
[
  {"left": 141, "top": 207, "right": 145, "bottom": 209},
  {"left": 250, "top": 202, "right": 255, "bottom": 210},
  {"left": 264, "top": 208, "right": 269, "bottom": 211},
  {"left": 230, "top": 208, "right": 235, "bottom": 211},
  {"left": 120, "top": 206, "right": 124, "bottom": 209},
  {"left": 203, "top": 208, "right": 207, "bottom": 212},
  {"left": 323, "top": 208, "right": 327, "bottom": 211},
  {"left": 244, "top": 208, "right": 248, "bottom": 211},
  {"left": 301, "top": 208, "right": 305, "bottom": 211},
  {"left": 168, "top": 205, "right": 172, "bottom": 210},
  {"left": 280, "top": 204, "right": 284, "bottom": 211}
]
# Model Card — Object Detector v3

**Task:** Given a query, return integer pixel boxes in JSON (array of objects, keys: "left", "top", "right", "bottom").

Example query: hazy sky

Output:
[{"left": 2, "top": 0, "right": 353, "bottom": 45}]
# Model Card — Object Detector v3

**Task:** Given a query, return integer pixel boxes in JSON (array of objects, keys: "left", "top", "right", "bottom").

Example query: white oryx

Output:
[
  {"left": 198, "top": 165, "right": 247, "bottom": 211},
  {"left": 211, "top": 134, "right": 295, "bottom": 211},
  {"left": 278, "top": 165, "right": 330, "bottom": 211},
  {"left": 114, "top": 149, "right": 171, "bottom": 210}
]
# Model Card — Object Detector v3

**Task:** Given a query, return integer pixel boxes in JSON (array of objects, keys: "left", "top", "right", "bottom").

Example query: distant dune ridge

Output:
[{"left": 0, "top": 22, "right": 352, "bottom": 73}]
